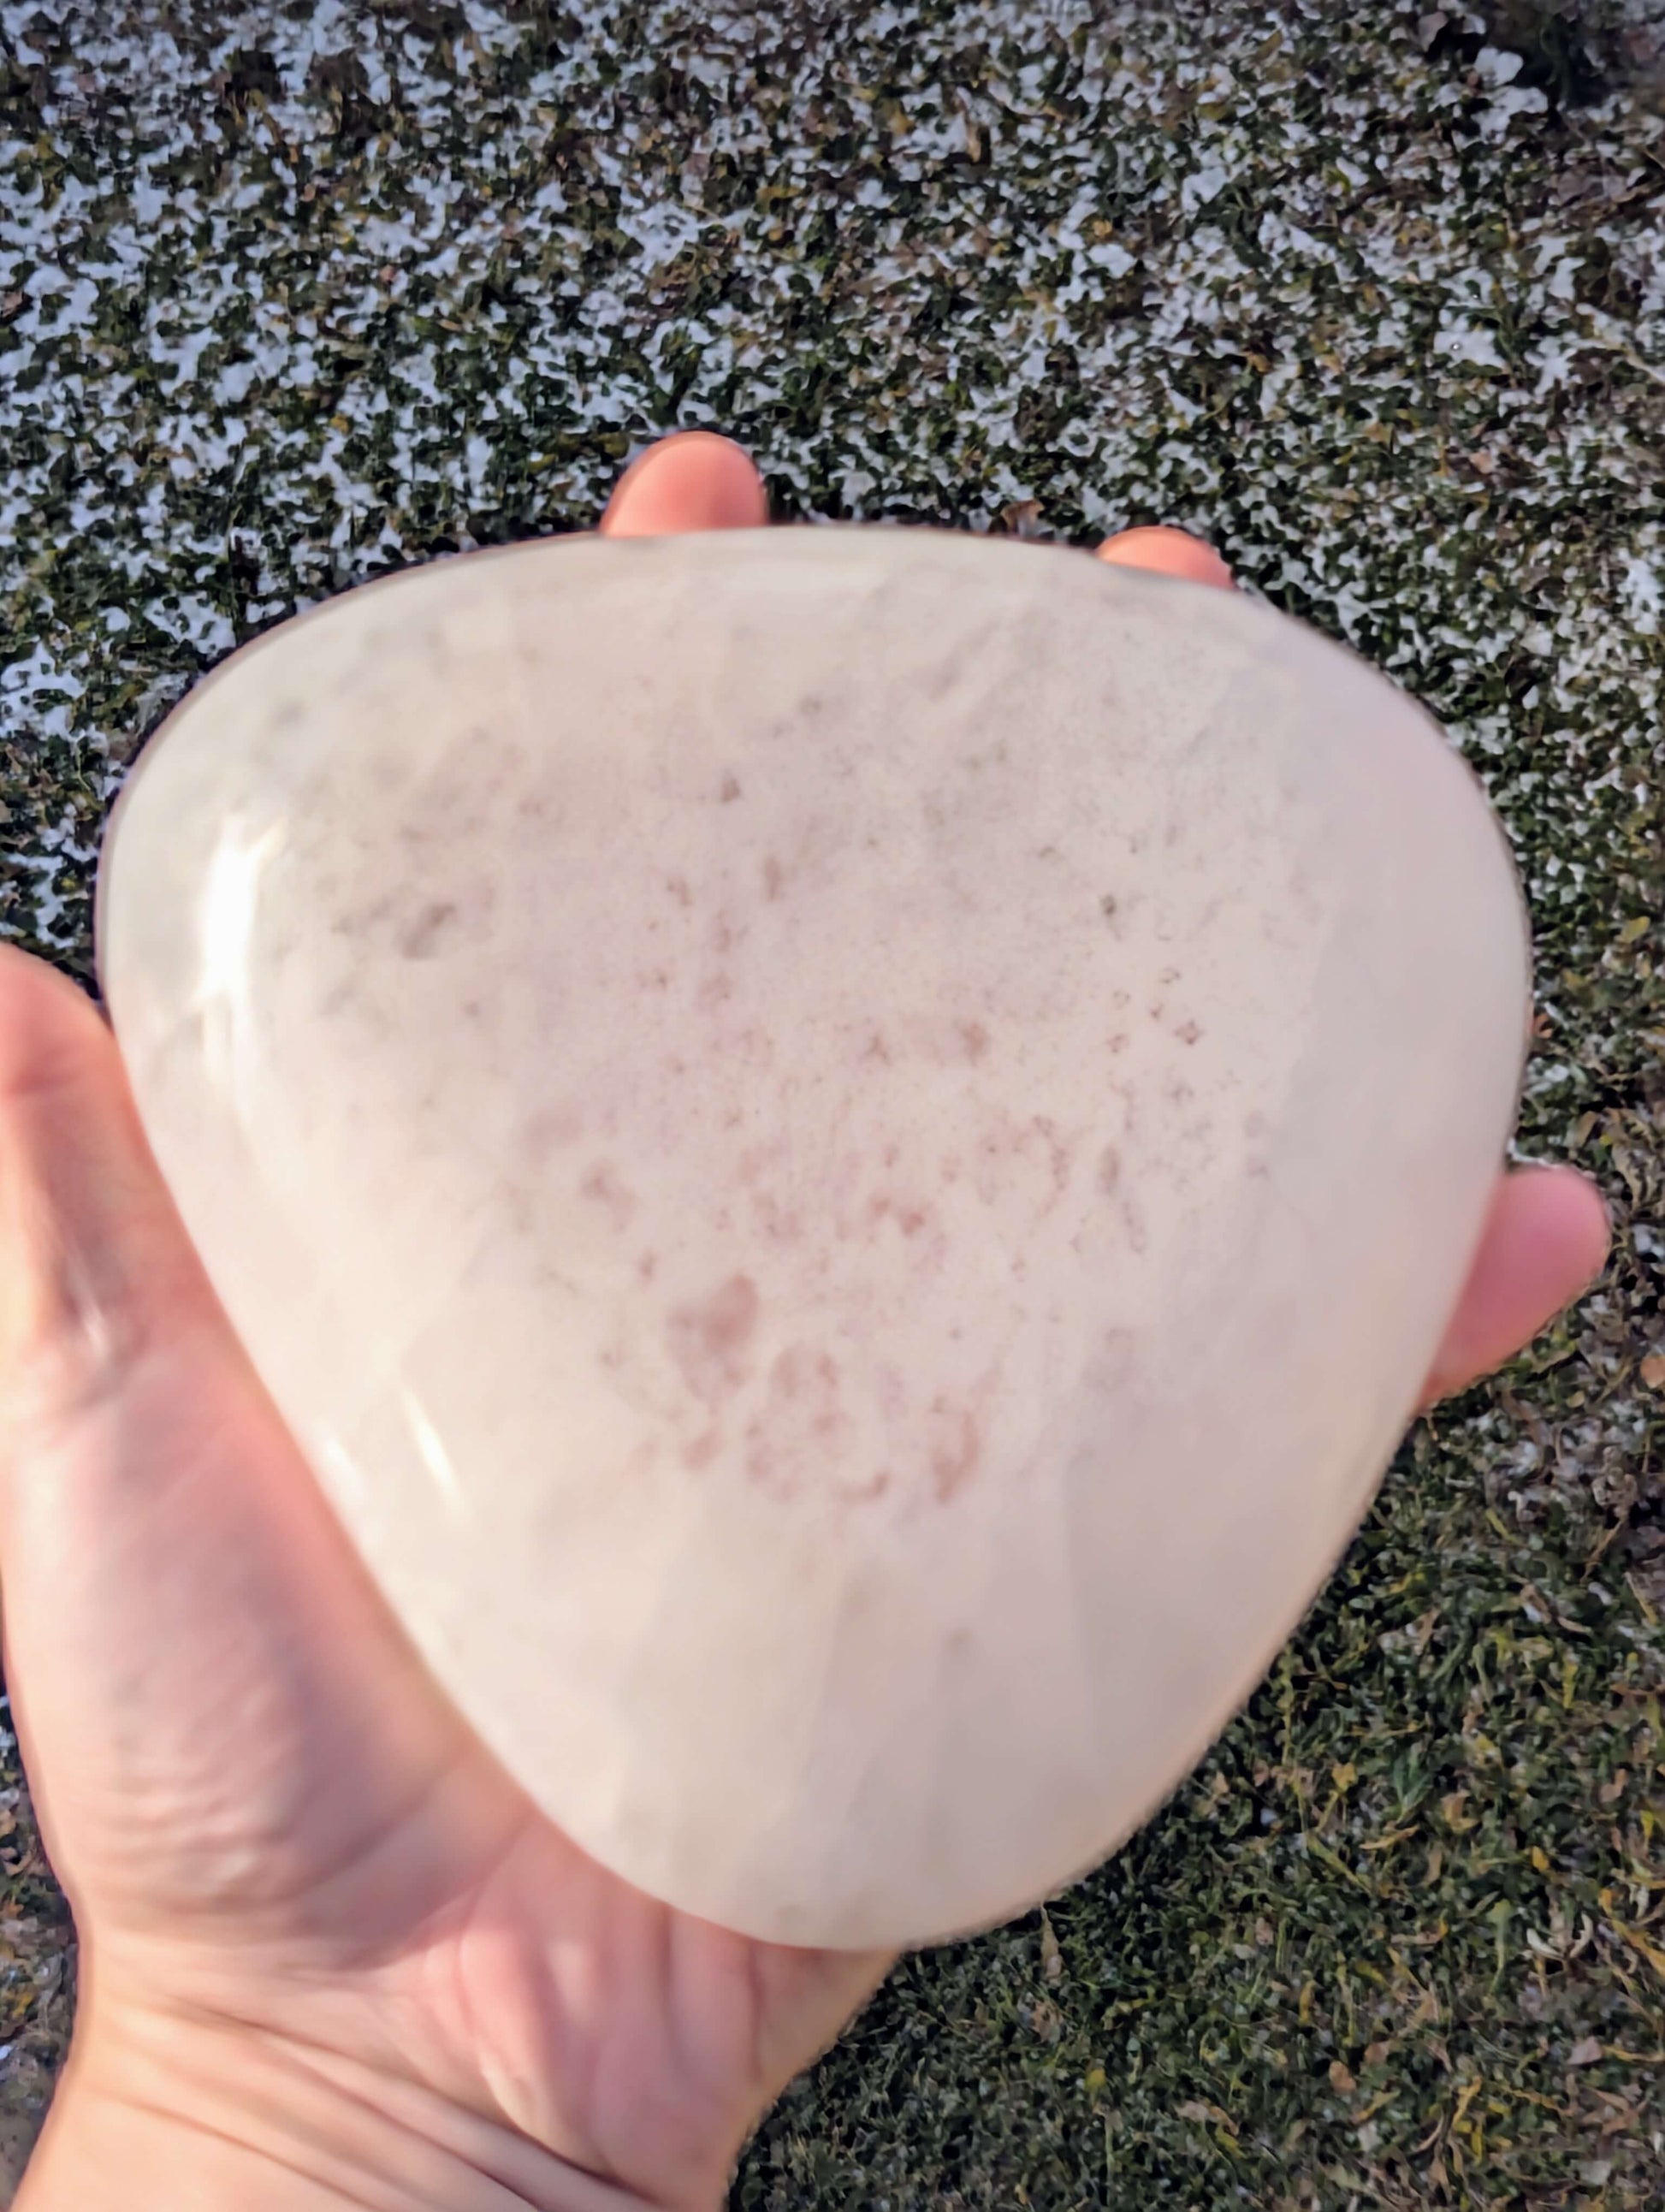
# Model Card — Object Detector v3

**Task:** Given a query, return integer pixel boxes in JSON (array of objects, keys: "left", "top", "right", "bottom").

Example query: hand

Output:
[{"left": 0, "top": 436, "right": 1609, "bottom": 2209}]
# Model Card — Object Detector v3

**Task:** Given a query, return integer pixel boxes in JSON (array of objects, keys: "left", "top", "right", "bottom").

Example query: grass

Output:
[{"left": 1, "top": 1, "right": 1661, "bottom": 2203}]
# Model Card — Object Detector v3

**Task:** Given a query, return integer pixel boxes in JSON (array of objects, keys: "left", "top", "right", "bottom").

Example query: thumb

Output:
[
  {"left": 0, "top": 943, "right": 499, "bottom": 1946},
  {"left": 0, "top": 942, "right": 221, "bottom": 1437}
]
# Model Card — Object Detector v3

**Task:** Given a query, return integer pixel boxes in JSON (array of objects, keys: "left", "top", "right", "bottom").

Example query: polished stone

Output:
[{"left": 96, "top": 526, "right": 1529, "bottom": 1948}]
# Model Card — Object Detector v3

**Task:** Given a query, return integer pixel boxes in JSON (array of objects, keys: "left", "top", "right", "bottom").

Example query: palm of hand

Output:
[
  {"left": 0, "top": 437, "right": 1609, "bottom": 2209},
  {"left": 3, "top": 1227, "right": 883, "bottom": 2208}
]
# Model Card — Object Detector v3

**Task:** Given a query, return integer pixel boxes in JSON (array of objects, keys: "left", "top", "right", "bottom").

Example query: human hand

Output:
[{"left": 0, "top": 436, "right": 1609, "bottom": 2210}]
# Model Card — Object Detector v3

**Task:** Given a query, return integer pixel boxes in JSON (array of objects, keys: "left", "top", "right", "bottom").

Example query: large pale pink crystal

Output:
[{"left": 96, "top": 527, "right": 1529, "bottom": 1949}]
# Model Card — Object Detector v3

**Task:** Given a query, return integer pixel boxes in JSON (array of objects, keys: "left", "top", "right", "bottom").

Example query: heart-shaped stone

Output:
[{"left": 97, "top": 526, "right": 1527, "bottom": 1950}]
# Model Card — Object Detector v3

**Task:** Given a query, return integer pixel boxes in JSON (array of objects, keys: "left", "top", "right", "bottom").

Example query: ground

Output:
[{"left": 0, "top": 1, "right": 1662, "bottom": 2205}]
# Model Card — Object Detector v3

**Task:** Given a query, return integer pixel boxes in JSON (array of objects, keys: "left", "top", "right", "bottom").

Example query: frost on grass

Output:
[{"left": 1, "top": 2, "right": 1662, "bottom": 2204}]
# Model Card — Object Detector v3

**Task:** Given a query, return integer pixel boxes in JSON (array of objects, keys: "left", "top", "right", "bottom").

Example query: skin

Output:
[{"left": 0, "top": 433, "right": 1611, "bottom": 2209}]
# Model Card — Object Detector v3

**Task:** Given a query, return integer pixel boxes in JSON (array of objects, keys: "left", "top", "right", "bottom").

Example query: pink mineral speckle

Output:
[
  {"left": 1034, "top": 1118, "right": 1072, "bottom": 1202},
  {"left": 524, "top": 1102, "right": 586, "bottom": 1155},
  {"left": 868, "top": 1194, "right": 935, "bottom": 1240},
  {"left": 667, "top": 1273, "right": 760, "bottom": 1405},
  {"left": 753, "top": 1190, "right": 804, "bottom": 1245},
  {"left": 579, "top": 1159, "right": 638, "bottom": 1230},
  {"left": 744, "top": 1345, "right": 856, "bottom": 1501},
  {"left": 927, "top": 1397, "right": 983, "bottom": 1503}
]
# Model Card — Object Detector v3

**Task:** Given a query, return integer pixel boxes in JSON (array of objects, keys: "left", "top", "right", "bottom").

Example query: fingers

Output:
[
  {"left": 1098, "top": 525, "right": 1235, "bottom": 590},
  {"left": 601, "top": 432, "right": 768, "bottom": 538},
  {"left": 601, "top": 450, "right": 1224, "bottom": 584},
  {"left": 0, "top": 944, "right": 221, "bottom": 1427},
  {"left": 0, "top": 945, "right": 492, "bottom": 1897},
  {"left": 1421, "top": 1164, "right": 1611, "bottom": 1407}
]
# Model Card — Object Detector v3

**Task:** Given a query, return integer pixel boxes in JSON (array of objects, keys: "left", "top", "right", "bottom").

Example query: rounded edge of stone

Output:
[{"left": 92, "top": 534, "right": 595, "bottom": 1005}]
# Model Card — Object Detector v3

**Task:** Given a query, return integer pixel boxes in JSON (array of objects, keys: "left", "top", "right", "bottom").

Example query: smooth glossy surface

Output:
[{"left": 97, "top": 527, "right": 1529, "bottom": 1948}]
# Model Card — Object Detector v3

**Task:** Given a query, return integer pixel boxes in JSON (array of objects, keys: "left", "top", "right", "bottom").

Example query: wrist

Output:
[{"left": 18, "top": 2001, "right": 670, "bottom": 2212}]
